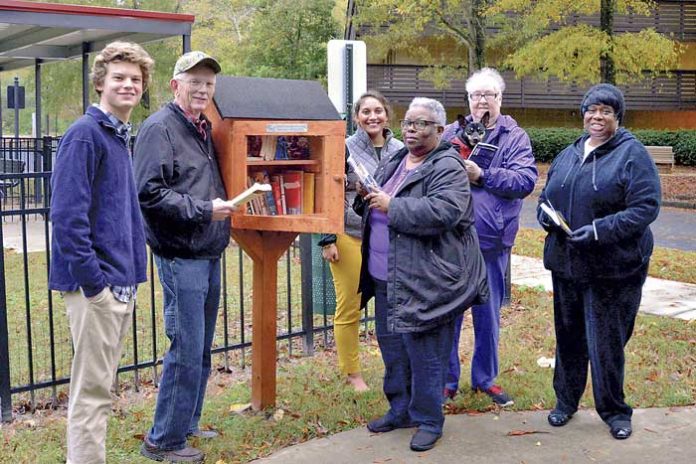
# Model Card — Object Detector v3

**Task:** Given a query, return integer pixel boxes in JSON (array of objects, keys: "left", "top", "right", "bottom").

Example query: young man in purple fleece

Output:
[
  {"left": 443, "top": 67, "right": 538, "bottom": 406},
  {"left": 48, "top": 42, "right": 153, "bottom": 464}
]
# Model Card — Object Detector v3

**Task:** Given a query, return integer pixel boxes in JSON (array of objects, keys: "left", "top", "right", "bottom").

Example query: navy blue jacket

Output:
[
  {"left": 357, "top": 143, "right": 489, "bottom": 333},
  {"left": 49, "top": 107, "right": 148, "bottom": 297},
  {"left": 133, "top": 103, "right": 230, "bottom": 259},
  {"left": 538, "top": 128, "right": 661, "bottom": 281}
]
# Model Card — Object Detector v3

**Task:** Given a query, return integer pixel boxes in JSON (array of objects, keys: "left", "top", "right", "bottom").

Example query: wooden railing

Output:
[{"left": 367, "top": 65, "right": 696, "bottom": 110}]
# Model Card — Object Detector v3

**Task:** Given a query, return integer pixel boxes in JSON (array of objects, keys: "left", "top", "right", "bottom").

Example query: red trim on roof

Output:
[{"left": 0, "top": 0, "right": 195, "bottom": 23}]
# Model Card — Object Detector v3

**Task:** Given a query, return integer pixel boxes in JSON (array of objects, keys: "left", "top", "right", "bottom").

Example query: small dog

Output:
[{"left": 452, "top": 111, "right": 489, "bottom": 159}]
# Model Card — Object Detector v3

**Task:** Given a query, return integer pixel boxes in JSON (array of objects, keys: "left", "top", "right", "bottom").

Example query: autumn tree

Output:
[
  {"left": 488, "top": 0, "right": 682, "bottom": 85},
  {"left": 352, "top": 0, "right": 492, "bottom": 87},
  {"left": 228, "top": 0, "right": 340, "bottom": 82}
]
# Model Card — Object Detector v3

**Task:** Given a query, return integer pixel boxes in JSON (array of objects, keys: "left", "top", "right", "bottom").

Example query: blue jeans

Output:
[
  {"left": 147, "top": 256, "right": 221, "bottom": 451},
  {"left": 374, "top": 278, "right": 455, "bottom": 435},
  {"left": 447, "top": 249, "right": 508, "bottom": 392}
]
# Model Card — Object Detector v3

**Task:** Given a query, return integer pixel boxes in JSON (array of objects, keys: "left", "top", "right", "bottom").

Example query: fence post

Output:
[
  {"left": 0, "top": 221, "right": 13, "bottom": 422},
  {"left": 299, "top": 234, "right": 314, "bottom": 356}
]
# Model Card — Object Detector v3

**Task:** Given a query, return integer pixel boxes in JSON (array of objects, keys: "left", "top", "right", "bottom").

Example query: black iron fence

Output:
[{"left": 0, "top": 136, "right": 353, "bottom": 422}]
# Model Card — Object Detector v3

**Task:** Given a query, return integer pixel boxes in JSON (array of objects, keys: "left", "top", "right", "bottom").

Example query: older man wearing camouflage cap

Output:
[{"left": 134, "top": 51, "right": 235, "bottom": 463}]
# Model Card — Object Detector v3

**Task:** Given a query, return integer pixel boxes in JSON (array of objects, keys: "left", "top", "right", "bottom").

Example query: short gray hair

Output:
[
  {"left": 466, "top": 67, "right": 506, "bottom": 95},
  {"left": 408, "top": 97, "right": 446, "bottom": 126}
]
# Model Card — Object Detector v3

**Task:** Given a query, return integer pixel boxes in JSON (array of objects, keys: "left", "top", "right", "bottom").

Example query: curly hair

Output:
[{"left": 91, "top": 41, "right": 154, "bottom": 95}]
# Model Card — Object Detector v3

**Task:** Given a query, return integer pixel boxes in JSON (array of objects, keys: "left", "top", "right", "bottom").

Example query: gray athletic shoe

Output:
[{"left": 140, "top": 437, "right": 205, "bottom": 463}]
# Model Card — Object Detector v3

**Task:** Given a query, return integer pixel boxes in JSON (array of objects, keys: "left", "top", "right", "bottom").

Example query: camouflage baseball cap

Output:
[{"left": 172, "top": 51, "right": 221, "bottom": 78}]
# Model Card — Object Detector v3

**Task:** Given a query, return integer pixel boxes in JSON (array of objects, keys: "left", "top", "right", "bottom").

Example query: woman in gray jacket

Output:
[{"left": 318, "top": 91, "right": 403, "bottom": 392}]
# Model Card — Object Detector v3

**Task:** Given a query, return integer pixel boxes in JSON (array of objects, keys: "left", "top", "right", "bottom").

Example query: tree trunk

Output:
[
  {"left": 469, "top": 0, "right": 487, "bottom": 73},
  {"left": 600, "top": 0, "right": 616, "bottom": 84}
]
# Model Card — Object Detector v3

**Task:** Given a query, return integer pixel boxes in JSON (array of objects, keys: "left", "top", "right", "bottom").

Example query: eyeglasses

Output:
[
  {"left": 400, "top": 119, "right": 439, "bottom": 130},
  {"left": 584, "top": 107, "right": 615, "bottom": 117},
  {"left": 178, "top": 78, "right": 216, "bottom": 91},
  {"left": 468, "top": 92, "right": 498, "bottom": 102}
]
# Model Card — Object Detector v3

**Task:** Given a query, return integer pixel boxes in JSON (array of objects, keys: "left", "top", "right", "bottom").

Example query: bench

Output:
[
  {"left": 0, "top": 158, "right": 26, "bottom": 196},
  {"left": 645, "top": 146, "right": 674, "bottom": 173}
]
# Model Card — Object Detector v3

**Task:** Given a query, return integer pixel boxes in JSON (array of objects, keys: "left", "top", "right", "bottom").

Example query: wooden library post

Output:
[{"left": 206, "top": 76, "right": 345, "bottom": 410}]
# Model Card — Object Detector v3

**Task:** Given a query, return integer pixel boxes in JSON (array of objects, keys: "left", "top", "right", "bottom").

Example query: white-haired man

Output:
[{"left": 134, "top": 51, "right": 236, "bottom": 463}]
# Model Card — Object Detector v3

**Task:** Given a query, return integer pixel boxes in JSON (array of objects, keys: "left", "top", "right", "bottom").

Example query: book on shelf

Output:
[
  {"left": 302, "top": 171, "right": 315, "bottom": 214},
  {"left": 539, "top": 200, "right": 572, "bottom": 236},
  {"left": 252, "top": 171, "right": 277, "bottom": 215},
  {"left": 282, "top": 170, "right": 303, "bottom": 214},
  {"left": 247, "top": 135, "right": 312, "bottom": 161},
  {"left": 270, "top": 177, "right": 284, "bottom": 214},
  {"left": 230, "top": 182, "right": 272, "bottom": 209},
  {"left": 347, "top": 154, "right": 379, "bottom": 192},
  {"left": 468, "top": 142, "right": 498, "bottom": 170},
  {"left": 245, "top": 169, "right": 317, "bottom": 216},
  {"left": 287, "top": 136, "right": 311, "bottom": 159}
]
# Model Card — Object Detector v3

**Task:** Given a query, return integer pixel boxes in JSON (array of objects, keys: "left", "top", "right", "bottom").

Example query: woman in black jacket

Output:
[
  {"left": 538, "top": 84, "right": 661, "bottom": 440},
  {"left": 356, "top": 97, "right": 488, "bottom": 452}
]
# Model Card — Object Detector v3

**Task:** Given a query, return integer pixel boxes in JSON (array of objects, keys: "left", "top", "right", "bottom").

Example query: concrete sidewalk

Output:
[
  {"left": 255, "top": 406, "right": 695, "bottom": 464},
  {"left": 511, "top": 254, "right": 696, "bottom": 321}
]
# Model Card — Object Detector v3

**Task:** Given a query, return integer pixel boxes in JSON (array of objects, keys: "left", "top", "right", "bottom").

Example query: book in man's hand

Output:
[
  {"left": 229, "top": 182, "right": 273, "bottom": 208},
  {"left": 347, "top": 154, "right": 379, "bottom": 192},
  {"left": 539, "top": 200, "right": 573, "bottom": 236}
]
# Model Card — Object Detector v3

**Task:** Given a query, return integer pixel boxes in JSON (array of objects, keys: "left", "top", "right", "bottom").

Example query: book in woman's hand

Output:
[
  {"left": 539, "top": 200, "right": 573, "bottom": 236},
  {"left": 347, "top": 154, "right": 379, "bottom": 192}
]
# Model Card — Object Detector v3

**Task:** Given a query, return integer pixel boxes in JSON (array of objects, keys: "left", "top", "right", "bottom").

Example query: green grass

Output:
[
  {"left": 2, "top": 228, "right": 694, "bottom": 462},
  {"left": 2, "top": 243, "right": 335, "bottom": 403},
  {"left": 2, "top": 284, "right": 694, "bottom": 463},
  {"left": 513, "top": 227, "right": 696, "bottom": 284}
]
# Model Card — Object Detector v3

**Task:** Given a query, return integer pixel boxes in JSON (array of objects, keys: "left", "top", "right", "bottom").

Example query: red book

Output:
[
  {"left": 270, "top": 177, "right": 283, "bottom": 215},
  {"left": 282, "top": 171, "right": 303, "bottom": 215}
]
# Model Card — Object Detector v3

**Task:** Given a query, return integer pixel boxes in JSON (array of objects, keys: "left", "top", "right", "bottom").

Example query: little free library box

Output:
[{"left": 205, "top": 76, "right": 345, "bottom": 409}]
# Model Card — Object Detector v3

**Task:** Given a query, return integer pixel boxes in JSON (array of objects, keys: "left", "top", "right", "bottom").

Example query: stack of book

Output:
[
  {"left": 245, "top": 169, "right": 315, "bottom": 216},
  {"left": 247, "top": 136, "right": 312, "bottom": 161}
]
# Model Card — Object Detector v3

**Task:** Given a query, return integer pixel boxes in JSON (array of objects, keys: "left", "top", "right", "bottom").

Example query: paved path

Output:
[
  {"left": 511, "top": 255, "right": 696, "bottom": 320},
  {"left": 255, "top": 406, "right": 696, "bottom": 464},
  {"left": 520, "top": 198, "right": 696, "bottom": 251}
]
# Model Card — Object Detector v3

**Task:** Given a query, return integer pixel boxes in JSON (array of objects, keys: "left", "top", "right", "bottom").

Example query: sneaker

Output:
[
  {"left": 480, "top": 385, "right": 514, "bottom": 407},
  {"left": 140, "top": 437, "right": 205, "bottom": 463},
  {"left": 187, "top": 429, "right": 219, "bottom": 439}
]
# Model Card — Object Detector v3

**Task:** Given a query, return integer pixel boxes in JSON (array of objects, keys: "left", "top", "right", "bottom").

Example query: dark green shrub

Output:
[
  {"left": 525, "top": 128, "right": 696, "bottom": 166},
  {"left": 525, "top": 128, "right": 582, "bottom": 163}
]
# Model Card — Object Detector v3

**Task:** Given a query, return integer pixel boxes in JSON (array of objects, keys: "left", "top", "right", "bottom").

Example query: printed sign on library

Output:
[{"left": 266, "top": 123, "right": 308, "bottom": 133}]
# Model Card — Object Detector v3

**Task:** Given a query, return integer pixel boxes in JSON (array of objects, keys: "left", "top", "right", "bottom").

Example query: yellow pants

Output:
[{"left": 329, "top": 234, "right": 364, "bottom": 375}]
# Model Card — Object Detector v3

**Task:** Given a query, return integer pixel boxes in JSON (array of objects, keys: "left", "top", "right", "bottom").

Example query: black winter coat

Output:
[
  {"left": 357, "top": 143, "right": 489, "bottom": 333},
  {"left": 133, "top": 103, "right": 231, "bottom": 259},
  {"left": 538, "top": 128, "right": 661, "bottom": 281}
]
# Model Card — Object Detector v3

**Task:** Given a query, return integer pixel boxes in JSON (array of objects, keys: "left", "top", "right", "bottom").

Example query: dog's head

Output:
[{"left": 460, "top": 112, "right": 490, "bottom": 149}]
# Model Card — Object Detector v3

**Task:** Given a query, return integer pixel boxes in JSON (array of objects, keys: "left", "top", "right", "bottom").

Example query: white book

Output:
[
  {"left": 230, "top": 182, "right": 272, "bottom": 208},
  {"left": 539, "top": 201, "right": 572, "bottom": 236}
]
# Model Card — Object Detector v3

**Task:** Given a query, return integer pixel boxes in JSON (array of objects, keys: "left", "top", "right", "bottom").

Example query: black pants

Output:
[{"left": 551, "top": 266, "right": 647, "bottom": 426}]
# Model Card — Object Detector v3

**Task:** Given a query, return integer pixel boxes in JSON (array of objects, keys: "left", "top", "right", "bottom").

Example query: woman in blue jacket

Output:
[
  {"left": 356, "top": 97, "right": 488, "bottom": 452},
  {"left": 538, "top": 84, "right": 661, "bottom": 440}
]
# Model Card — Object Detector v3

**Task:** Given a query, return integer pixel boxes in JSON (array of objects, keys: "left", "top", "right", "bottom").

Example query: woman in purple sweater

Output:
[{"left": 355, "top": 97, "right": 488, "bottom": 452}]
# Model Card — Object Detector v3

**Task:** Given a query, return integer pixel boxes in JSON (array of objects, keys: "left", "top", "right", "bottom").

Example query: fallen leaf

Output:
[
  {"left": 273, "top": 409, "right": 285, "bottom": 422},
  {"left": 229, "top": 403, "right": 252, "bottom": 414},
  {"left": 507, "top": 430, "right": 551, "bottom": 436}
]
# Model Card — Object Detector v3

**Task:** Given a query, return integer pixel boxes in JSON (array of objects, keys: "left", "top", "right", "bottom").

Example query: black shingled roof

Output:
[{"left": 212, "top": 76, "right": 341, "bottom": 121}]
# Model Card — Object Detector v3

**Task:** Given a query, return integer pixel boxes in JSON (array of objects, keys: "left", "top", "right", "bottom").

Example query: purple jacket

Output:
[{"left": 445, "top": 115, "right": 537, "bottom": 251}]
